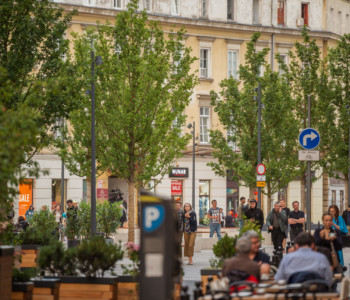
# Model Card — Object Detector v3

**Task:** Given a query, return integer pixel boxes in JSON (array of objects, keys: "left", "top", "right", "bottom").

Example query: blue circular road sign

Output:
[{"left": 298, "top": 128, "right": 320, "bottom": 150}]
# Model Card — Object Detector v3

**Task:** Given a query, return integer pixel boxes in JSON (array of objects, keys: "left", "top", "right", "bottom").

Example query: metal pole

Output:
[
  {"left": 306, "top": 95, "right": 312, "bottom": 232},
  {"left": 348, "top": 114, "right": 350, "bottom": 207},
  {"left": 91, "top": 50, "right": 97, "bottom": 238},
  {"left": 192, "top": 121, "right": 195, "bottom": 210},
  {"left": 60, "top": 119, "right": 65, "bottom": 211},
  {"left": 257, "top": 82, "right": 262, "bottom": 209}
]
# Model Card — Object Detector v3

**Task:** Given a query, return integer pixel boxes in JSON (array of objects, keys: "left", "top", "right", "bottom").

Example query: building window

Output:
[
  {"left": 278, "top": 54, "right": 288, "bottom": 75},
  {"left": 227, "top": 0, "right": 234, "bottom": 20},
  {"left": 171, "top": 0, "right": 180, "bottom": 15},
  {"left": 228, "top": 50, "right": 238, "bottom": 79},
  {"left": 199, "top": 180, "right": 210, "bottom": 224},
  {"left": 340, "top": 190, "right": 344, "bottom": 212},
  {"left": 301, "top": 3, "right": 309, "bottom": 26},
  {"left": 252, "top": 0, "right": 260, "bottom": 24},
  {"left": 338, "top": 11, "right": 342, "bottom": 35},
  {"left": 52, "top": 179, "right": 67, "bottom": 211},
  {"left": 84, "top": 0, "right": 96, "bottom": 6},
  {"left": 113, "top": 0, "right": 122, "bottom": 8},
  {"left": 200, "top": 48, "right": 210, "bottom": 78},
  {"left": 331, "top": 190, "right": 336, "bottom": 205},
  {"left": 142, "top": 0, "right": 151, "bottom": 11},
  {"left": 200, "top": 0, "right": 208, "bottom": 18},
  {"left": 277, "top": 0, "right": 285, "bottom": 25},
  {"left": 200, "top": 107, "right": 210, "bottom": 144},
  {"left": 227, "top": 126, "right": 236, "bottom": 150}
]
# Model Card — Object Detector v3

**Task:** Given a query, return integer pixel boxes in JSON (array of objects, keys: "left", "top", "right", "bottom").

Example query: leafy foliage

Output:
[
  {"left": 12, "top": 268, "right": 36, "bottom": 282},
  {"left": 121, "top": 242, "right": 140, "bottom": 277},
  {"left": 77, "top": 201, "right": 91, "bottom": 239},
  {"left": 97, "top": 201, "right": 122, "bottom": 239},
  {"left": 58, "top": 0, "right": 197, "bottom": 242},
  {"left": 66, "top": 208, "right": 80, "bottom": 240},
  {"left": 209, "top": 32, "right": 299, "bottom": 208}
]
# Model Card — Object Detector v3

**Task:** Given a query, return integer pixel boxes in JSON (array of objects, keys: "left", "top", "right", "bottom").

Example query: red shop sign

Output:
[{"left": 171, "top": 180, "right": 182, "bottom": 196}]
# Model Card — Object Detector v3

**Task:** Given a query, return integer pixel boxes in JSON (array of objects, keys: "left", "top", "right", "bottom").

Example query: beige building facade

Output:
[{"left": 18, "top": 0, "right": 350, "bottom": 225}]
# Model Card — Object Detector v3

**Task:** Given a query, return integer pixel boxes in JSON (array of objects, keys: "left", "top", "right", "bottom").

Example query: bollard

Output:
[
  {"left": 180, "top": 286, "right": 190, "bottom": 300},
  {"left": 193, "top": 281, "right": 203, "bottom": 300}
]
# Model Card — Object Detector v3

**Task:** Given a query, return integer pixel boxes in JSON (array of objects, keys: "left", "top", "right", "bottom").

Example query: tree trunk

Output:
[
  {"left": 249, "top": 187, "right": 256, "bottom": 200},
  {"left": 127, "top": 178, "right": 135, "bottom": 243},
  {"left": 300, "top": 176, "right": 306, "bottom": 212},
  {"left": 267, "top": 194, "right": 272, "bottom": 213}
]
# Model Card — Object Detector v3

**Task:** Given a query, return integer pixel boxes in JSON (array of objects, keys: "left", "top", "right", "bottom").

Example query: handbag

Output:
[{"left": 330, "top": 241, "right": 343, "bottom": 273}]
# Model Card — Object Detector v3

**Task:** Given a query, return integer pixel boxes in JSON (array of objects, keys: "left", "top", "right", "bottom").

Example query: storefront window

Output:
[
  {"left": 19, "top": 179, "right": 33, "bottom": 218},
  {"left": 199, "top": 180, "right": 210, "bottom": 224},
  {"left": 52, "top": 179, "right": 67, "bottom": 211},
  {"left": 171, "top": 180, "right": 183, "bottom": 203}
]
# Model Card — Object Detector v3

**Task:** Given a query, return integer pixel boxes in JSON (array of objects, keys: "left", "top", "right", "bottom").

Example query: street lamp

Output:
[
  {"left": 89, "top": 50, "right": 103, "bottom": 238},
  {"left": 187, "top": 122, "right": 196, "bottom": 210}
]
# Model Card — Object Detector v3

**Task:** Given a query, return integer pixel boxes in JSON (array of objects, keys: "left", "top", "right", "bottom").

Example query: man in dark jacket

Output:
[
  {"left": 342, "top": 205, "right": 350, "bottom": 231},
  {"left": 245, "top": 199, "right": 264, "bottom": 230},
  {"left": 175, "top": 202, "right": 184, "bottom": 258}
]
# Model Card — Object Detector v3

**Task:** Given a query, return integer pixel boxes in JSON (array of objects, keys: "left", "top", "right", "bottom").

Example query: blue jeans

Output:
[{"left": 209, "top": 223, "right": 222, "bottom": 240}]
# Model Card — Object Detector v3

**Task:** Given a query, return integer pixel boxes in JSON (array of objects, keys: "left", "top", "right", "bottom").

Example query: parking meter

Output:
[{"left": 140, "top": 190, "right": 177, "bottom": 300}]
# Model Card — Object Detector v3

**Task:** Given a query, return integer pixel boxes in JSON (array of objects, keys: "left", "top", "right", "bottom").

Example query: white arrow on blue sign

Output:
[{"left": 298, "top": 128, "right": 320, "bottom": 150}]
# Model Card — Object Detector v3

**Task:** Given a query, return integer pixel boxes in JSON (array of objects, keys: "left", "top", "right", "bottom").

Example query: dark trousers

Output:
[
  {"left": 271, "top": 227, "right": 284, "bottom": 250},
  {"left": 290, "top": 227, "right": 303, "bottom": 242}
]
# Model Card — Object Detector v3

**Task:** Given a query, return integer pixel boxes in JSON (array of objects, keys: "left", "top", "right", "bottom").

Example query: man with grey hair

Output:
[
  {"left": 243, "top": 230, "right": 271, "bottom": 276},
  {"left": 266, "top": 202, "right": 287, "bottom": 250},
  {"left": 222, "top": 237, "right": 260, "bottom": 281}
]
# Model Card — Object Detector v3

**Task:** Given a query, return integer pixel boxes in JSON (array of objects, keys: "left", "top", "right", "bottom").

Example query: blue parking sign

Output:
[
  {"left": 299, "top": 128, "right": 320, "bottom": 150},
  {"left": 142, "top": 205, "right": 165, "bottom": 232}
]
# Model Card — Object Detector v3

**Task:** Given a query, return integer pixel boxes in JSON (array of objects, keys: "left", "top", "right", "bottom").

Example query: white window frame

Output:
[
  {"left": 227, "top": 50, "right": 239, "bottom": 79},
  {"left": 200, "top": 107, "right": 210, "bottom": 144},
  {"left": 171, "top": 0, "right": 180, "bottom": 15},
  {"left": 200, "top": 48, "right": 210, "bottom": 78},
  {"left": 252, "top": 0, "right": 260, "bottom": 24},
  {"left": 199, "top": 0, "right": 209, "bottom": 18},
  {"left": 278, "top": 54, "right": 288, "bottom": 75},
  {"left": 113, "top": 0, "right": 122, "bottom": 9}
]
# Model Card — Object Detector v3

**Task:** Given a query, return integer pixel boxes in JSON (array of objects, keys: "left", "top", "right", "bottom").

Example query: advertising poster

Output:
[{"left": 19, "top": 179, "right": 33, "bottom": 218}]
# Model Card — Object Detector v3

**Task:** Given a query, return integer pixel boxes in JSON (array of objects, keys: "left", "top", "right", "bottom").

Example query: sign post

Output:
[
  {"left": 298, "top": 97, "right": 320, "bottom": 232},
  {"left": 140, "top": 190, "right": 178, "bottom": 300}
]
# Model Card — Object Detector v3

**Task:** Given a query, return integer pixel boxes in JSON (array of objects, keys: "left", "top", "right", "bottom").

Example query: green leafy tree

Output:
[
  {"left": 0, "top": 0, "right": 74, "bottom": 217},
  {"left": 59, "top": 0, "right": 197, "bottom": 242},
  {"left": 281, "top": 28, "right": 334, "bottom": 210},
  {"left": 325, "top": 34, "right": 350, "bottom": 203},
  {"left": 97, "top": 201, "right": 122, "bottom": 239},
  {"left": 209, "top": 33, "right": 299, "bottom": 211}
]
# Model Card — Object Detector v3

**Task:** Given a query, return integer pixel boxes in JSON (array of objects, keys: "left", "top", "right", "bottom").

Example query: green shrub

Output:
[
  {"left": 16, "top": 227, "right": 54, "bottom": 246},
  {"left": 12, "top": 268, "right": 36, "bottom": 282},
  {"left": 97, "top": 201, "right": 122, "bottom": 239},
  {"left": 78, "top": 201, "right": 91, "bottom": 239},
  {"left": 30, "top": 209, "right": 57, "bottom": 236},
  {"left": 66, "top": 208, "right": 80, "bottom": 240}
]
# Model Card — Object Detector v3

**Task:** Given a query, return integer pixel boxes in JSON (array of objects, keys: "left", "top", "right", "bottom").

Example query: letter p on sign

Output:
[{"left": 142, "top": 205, "right": 165, "bottom": 232}]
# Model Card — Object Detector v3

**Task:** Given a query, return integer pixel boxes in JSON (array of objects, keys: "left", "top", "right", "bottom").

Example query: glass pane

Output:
[
  {"left": 199, "top": 180, "right": 210, "bottom": 196},
  {"left": 52, "top": 179, "right": 67, "bottom": 211}
]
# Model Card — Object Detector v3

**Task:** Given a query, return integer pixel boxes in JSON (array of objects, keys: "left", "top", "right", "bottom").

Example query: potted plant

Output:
[
  {"left": 11, "top": 268, "right": 35, "bottom": 300},
  {"left": 38, "top": 237, "right": 124, "bottom": 300},
  {"left": 16, "top": 210, "right": 57, "bottom": 269},
  {"left": 96, "top": 201, "right": 122, "bottom": 243}
]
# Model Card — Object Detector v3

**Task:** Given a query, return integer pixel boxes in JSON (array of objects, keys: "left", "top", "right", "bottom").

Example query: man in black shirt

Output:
[
  {"left": 245, "top": 199, "right": 264, "bottom": 230},
  {"left": 288, "top": 201, "right": 305, "bottom": 242}
]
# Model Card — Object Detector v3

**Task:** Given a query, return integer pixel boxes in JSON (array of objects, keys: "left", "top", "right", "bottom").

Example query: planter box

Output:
[
  {"left": 46, "top": 276, "right": 118, "bottom": 300},
  {"left": 0, "top": 246, "right": 14, "bottom": 300},
  {"left": 20, "top": 245, "right": 40, "bottom": 270},
  {"left": 67, "top": 240, "right": 80, "bottom": 249},
  {"left": 33, "top": 278, "right": 60, "bottom": 300},
  {"left": 12, "top": 282, "right": 34, "bottom": 300},
  {"left": 200, "top": 269, "right": 221, "bottom": 294},
  {"left": 117, "top": 276, "right": 181, "bottom": 300}
]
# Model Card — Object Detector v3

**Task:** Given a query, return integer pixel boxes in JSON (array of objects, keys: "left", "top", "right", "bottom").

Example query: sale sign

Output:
[
  {"left": 171, "top": 180, "right": 182, "bottom": 196},
  {"left": 19, "top": 179, "right": 33, "bottom": 217}
]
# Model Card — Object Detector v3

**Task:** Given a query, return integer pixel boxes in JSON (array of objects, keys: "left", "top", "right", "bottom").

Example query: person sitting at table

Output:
[
  {"left": 275, "top": 232, "right": 332, "bottom": 286},
  {"left": 222, "top": 236, "right": 260, "bottom": 283},
  {"left": 242, "top": 230, "right": 270, "bottom": 277}
]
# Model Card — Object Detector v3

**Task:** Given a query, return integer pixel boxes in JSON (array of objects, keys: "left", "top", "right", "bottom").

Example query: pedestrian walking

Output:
[
  {"left": 220, "top": 208, "right": 225, "bottom": 227},
  {"left": 237, "top": 197, "right": 248, "bottom": 229},
  {"left": 25, "top": 205, "right": 34, "bottom": 223},
  {"left": 183, "top": 203, "right": 197, "bottom": 265},
  {"left": 245, "top": 199, "right": 264, "bottom": 230},
  {"left": 328, "top": 204, "right": 348, "bottom": 266},
  {"left": 280, "top": 200, "right": 290, "bottom": 250},
  {"left": 266, "top": 202, "right": 287, "bottom": 250},
  {"left": 207, "top": 199, "right": 222, "bottom": 240},
  {"left": 53, "top": 204, "right": 63, "bottom": 240},
  {"left": 288, "top": 201, "right": 305, "bottom": 242}
]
